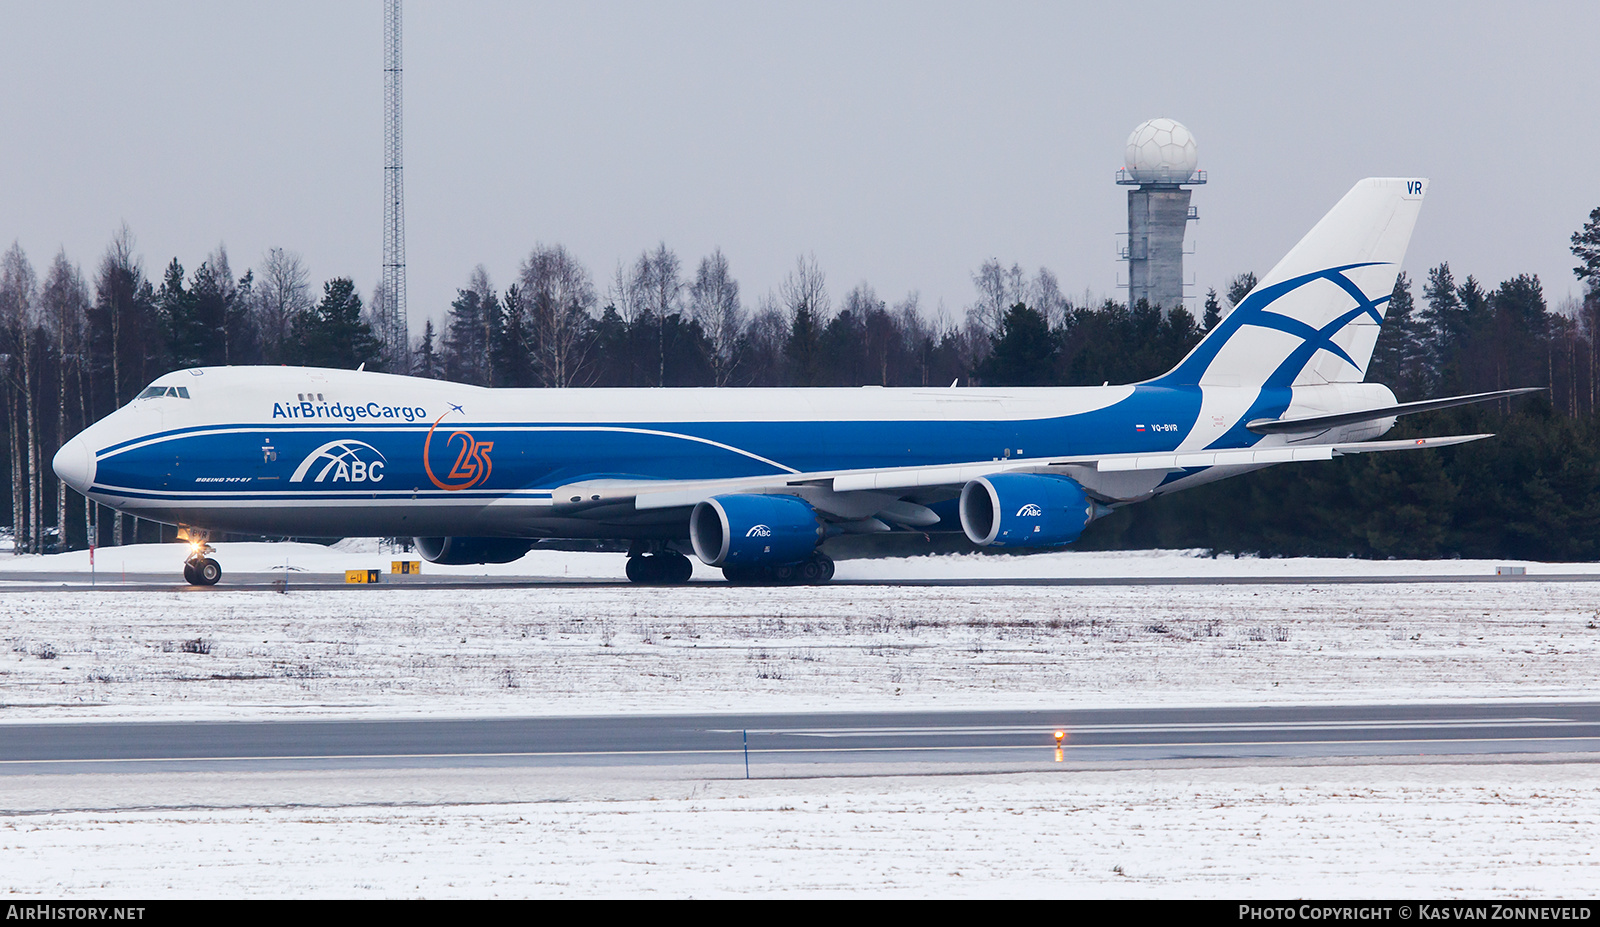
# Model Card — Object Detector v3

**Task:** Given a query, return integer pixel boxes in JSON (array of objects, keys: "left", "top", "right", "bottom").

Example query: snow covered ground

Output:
[
  {"left": 3, "top": 543, "right": 1598, "bottom": 896},
  {"left": 2, "top": 762, "right": 1596, "bottom": 897},
  {"left": 1, "top": 546, "right": 1598, "bottom": 721}
]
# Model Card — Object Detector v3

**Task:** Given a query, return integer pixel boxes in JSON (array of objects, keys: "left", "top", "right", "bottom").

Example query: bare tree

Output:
[
  {"left": 780, "top": 253, "right": 830, "bottom": 385},
  {"left": 366, "top": 283, "right": 397, "bottom": 372},
  {"left": 96, "top": 225, "right": 141, "bottom": 410},
  {"left": 0, "top": 243, "right": 40, "bottom": 552},
  {"left": 688, "top": 248, "right": 744, "bottom": 386},
  {"left": 969, "top": 258, "right": 1008, "bottom": 336},
  {"left": 894, "top": 292, "right": 936, "bottom": 385},
  {"left": 969, "top": 258, "right": 1038, "bottom": 337},
  {"left": 781, "top": 252, "right": 830, "bottom": 323},
  {"left": 41, "top": 250, "right": 90, "bottom": 547},
  {"left": 1032, "top": 267, "right": 1067, "bottom": 329},
  {"left": 607, "top": 260, "right": 645, "bottom": 326},
  {"left": 743, "top": 292, "right": 789, "bottom": 386},
  {"left": 254, "top": 248, "right": 312, "bottom": 364},
  {"left": 628, "top": 243, "right": 683, "bottom": 386},
  {"left": 520, "top": 243, "right": 597, "bottom": 387}
]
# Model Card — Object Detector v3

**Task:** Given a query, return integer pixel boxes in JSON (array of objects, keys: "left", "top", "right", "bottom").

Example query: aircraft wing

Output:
[{"left": 546, "top": 432, "right": 1493, "bottom": 522}]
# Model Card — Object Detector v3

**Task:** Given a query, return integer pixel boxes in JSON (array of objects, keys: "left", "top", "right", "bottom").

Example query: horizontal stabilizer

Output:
[
  {"left": 1328, "top": 433, "right": 1493, "bottom": 454},
  {"left": 1246, "top": 388, "right": 1542, "bottom": 435}
]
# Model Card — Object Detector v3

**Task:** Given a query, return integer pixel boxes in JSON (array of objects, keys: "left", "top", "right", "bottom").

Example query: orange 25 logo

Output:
[{"left": 423, "top": 409, "right": 493, "bottom": 490}]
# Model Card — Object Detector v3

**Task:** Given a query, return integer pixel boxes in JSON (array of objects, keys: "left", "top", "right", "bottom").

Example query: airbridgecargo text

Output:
[{"left": 272, "top": 401, "right": 427, "bottom": 422}]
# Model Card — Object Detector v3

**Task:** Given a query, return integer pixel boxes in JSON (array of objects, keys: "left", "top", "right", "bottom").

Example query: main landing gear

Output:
[
  {"left": 625, "top": 548, "right": 695, "bottom": 585},
  {"left": 182, "top": 539, "right": 221, "bottom": 586},
  {"left": 722, "top": 553, "right": 835, "bottom": 586}
]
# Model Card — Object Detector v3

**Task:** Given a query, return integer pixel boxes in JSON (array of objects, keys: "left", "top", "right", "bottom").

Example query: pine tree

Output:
[
  {"left": 157, "top": 258, "right": 201, "bottom": 370},
  {"left": 291, "top": 278, "right": 381, "bottom": 370},
  {"left": 413, "top": 319, "right": 443, "bottom": 379},
  {"left": 491, "top": 284, "right": 535, "bottom": 387},
  {"left": 1202, "top": 288, "right": 1222, "bottom": 331},
  {"left": 1369, "top": 272, "right": 1431, "bottom": 398},
  {"left": 444, "top": 275, "right": 497, "bottom": 386},
  {"left": 1571, "top": 206, "right": 1600, "bottom": 286},
  {"left": 1225, "top": 272, "right": 1257, "bottom": 309},
  {"left": 978, "top": 303, "right": 1056, "bottom": 386}
]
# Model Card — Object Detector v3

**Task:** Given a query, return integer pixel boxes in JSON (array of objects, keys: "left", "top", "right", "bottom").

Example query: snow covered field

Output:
[
  {"left": 2, "top": 762, "right": 1596, "bottom": 897},
  {"left": 3, "top": 543, "right": 1598, "bottom": 896},
  {"left": 1, "top": 545, "right": 1598, "bottom": 720}
]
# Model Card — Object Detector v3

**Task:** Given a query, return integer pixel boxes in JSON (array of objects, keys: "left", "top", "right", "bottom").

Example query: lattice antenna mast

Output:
[{"left": 382, "top": 0, "right": 410, "bottom": 372}]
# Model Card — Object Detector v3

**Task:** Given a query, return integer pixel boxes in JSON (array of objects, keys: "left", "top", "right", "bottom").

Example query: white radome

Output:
[{"left": 1124, "top": 118, "right": 1199, "bottom": 183}]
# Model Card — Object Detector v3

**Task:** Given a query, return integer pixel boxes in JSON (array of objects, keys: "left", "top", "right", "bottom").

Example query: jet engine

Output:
[
  {"left": 690, "top": 494, "right": 826, "bottom": 567},
  {"left": 959, "top": 473, "right": 1096, "bottom": 548},
  {"left": 413, "top": 536, "right": 535, "bottom": 565}
]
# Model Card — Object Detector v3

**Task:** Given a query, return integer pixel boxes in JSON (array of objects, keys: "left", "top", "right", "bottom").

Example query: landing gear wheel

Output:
[
  {"left": 723, "top": 554, "right": 833, "bottom": 585},
  {"left": 665, "top": 553, "right": 693, "bottom": 584},
  {"left": 626, "top": 552, "right": 693, "bottom": 585},
  {"left": 799, "top": 553, "right": 835, "bottom": 584},
  {"left": 195, "top": 558, "right": 221, "bottom": 586},
  {"left": 183, "top": 562, "right": 199, "bottom": 585}
]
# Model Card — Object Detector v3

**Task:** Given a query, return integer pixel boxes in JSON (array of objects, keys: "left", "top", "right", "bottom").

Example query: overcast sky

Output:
[{"left": 3, "top": 1, "right": 1597, "bottom": 336}]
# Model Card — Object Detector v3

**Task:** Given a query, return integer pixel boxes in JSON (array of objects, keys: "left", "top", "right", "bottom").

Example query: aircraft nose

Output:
[{"left": 52, "top": 436, "right": 96, "bottom": 493}]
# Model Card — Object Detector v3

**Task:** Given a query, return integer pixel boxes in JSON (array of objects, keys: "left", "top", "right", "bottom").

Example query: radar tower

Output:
[
  {"left": 1117, "top": 118, "right": 1204, "bottom": 316},
  {"left": 382, "top": 0, "right": 410, "bottom": 372}
]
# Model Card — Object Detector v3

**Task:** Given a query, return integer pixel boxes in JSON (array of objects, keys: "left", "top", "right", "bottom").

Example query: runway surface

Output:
[
  {"left": 4, "top": 702, "right": 1597, "bottom": 777},
  {"left": 3, "top": 571, "right": 1599, "bottom": 591}
]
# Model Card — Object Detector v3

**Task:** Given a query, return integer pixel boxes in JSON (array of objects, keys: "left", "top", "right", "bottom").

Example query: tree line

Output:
[{"left": 6, "top": 210, "right": 1600, "bottom": 559}]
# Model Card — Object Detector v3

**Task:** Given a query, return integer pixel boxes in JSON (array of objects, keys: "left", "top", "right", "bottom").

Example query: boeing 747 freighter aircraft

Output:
[{"left": 53, "top": 178, "right": 1533, "bottom": 585}]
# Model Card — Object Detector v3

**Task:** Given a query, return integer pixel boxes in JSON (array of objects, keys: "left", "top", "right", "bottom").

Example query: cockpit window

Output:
[{"left": 136, "top": 385, "right": 190, "bottom": 400}]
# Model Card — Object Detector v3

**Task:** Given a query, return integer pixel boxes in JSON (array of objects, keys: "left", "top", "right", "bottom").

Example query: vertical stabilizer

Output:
[{"left": 1155, "top": 177, "right": 1426, "bottom": 388}]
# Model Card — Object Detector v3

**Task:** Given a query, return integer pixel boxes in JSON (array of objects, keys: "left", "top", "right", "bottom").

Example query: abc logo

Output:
[{"left": 290, "top": 440, "right": 387, "bottom": 484}]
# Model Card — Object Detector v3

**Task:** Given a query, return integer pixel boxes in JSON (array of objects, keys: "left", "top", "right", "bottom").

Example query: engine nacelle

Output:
[
  {"left": 690, "top": 494, "right": 825, "bottom": 567},
  {"left": 959, "top": 473, "right": 1095, "bottom": 548},
  {"left": 413, "top": 536, "right": 535, "bottom": 565}
]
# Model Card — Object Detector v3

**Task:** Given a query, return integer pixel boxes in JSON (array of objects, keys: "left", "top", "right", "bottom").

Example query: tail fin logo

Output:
[{"left": 424, "top": 410, "right": 494, "bottom": 491}]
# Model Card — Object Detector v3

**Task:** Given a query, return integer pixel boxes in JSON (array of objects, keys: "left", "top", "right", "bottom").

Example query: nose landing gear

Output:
[{"left": 182, "top": 540, "right": 221, "bottom": 586}]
